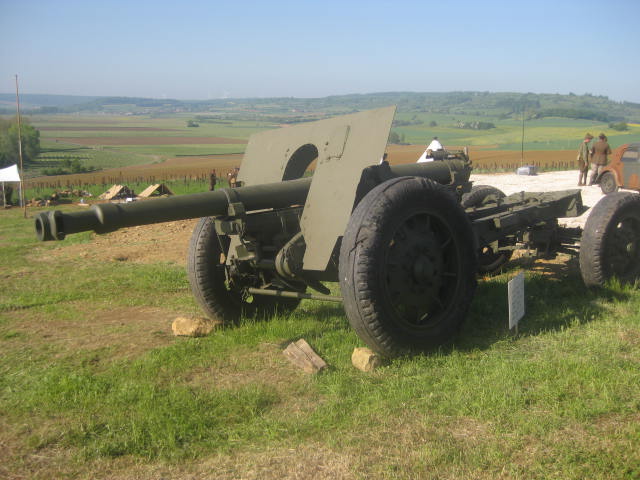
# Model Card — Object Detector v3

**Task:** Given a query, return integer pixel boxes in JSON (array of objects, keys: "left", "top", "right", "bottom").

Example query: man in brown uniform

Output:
[
  {"left": 577, "top": 133, "right": 593, "bottom": 186},
  {"left": 589, "top": 133, "right": 612, "bottom": 185}
]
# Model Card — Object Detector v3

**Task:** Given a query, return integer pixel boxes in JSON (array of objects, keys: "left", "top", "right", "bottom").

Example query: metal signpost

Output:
[{"left": 508, "top": 271, "right": 525, "bottom": 334}]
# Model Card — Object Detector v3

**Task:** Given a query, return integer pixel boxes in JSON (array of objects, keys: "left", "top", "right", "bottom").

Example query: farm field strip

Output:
[
  {"left": 37, "top": 126, "right": 182, "bottom": 132},
  {"left": 51, "top": 136, "right": 247, "bottom": 145}
]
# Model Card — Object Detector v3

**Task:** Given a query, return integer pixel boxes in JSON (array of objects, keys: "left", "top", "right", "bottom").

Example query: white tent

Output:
[
  {"left": 0, "top": 164, "right": 22, "bottom": 207},
  {"left": 0, "top": 164, "right": 21, "bottom": 182}
]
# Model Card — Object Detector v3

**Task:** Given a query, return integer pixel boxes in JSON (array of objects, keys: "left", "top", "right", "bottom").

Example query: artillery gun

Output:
[{"left": 35, "top": 107, "right": 640, "bottom": 357}]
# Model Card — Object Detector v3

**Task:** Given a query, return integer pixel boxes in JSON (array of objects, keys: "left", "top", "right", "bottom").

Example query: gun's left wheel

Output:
[
  {"left": 187, "top": 216, "right": 301, "bottom": 323},
  {"left": 339, "top": 177, "right": 477, "bottom": 357}
]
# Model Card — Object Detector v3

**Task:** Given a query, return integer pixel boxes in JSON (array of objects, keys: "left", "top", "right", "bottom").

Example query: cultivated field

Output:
[
  {"left": 386, "top": 145, "right": 577, "bottom": 172},
  {"left": 19, "top": 112, "right": 638, "bottom": 201},
  {"left": 23, "top": 144, "right": 584, "bottom": 202}
]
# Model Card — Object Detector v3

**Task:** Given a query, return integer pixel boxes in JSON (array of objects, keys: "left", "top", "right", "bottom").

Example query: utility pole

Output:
[
  {"left": 15, "top": 75, "right": 26, "bottom": 218},
  {"left": 520, "top": 105, "right": 525, "bottom": 167}
]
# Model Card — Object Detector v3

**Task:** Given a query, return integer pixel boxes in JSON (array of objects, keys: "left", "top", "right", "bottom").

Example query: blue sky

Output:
[{"left": 1, "top": 0, "right": 639, "bottom": 102}]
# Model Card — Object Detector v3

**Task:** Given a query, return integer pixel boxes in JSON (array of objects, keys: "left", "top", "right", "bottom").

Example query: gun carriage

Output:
[{"left": 35, "top": 107, "right": 640, "bottom": 356}]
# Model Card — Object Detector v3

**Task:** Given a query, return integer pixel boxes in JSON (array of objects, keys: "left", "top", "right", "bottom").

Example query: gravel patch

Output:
[{"left": 469, "top": 170, "right": 607, "bottom": 228}]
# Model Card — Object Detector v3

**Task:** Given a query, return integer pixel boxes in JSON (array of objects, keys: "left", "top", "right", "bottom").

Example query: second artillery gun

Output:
[{"left": 35, "top": 107, "right": 640, "bottom": 357}]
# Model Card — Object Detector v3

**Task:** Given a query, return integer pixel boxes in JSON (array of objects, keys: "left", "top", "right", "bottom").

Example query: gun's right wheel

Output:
[
  {"left": 579, "top": 192, "right": 640, "bottom": 287},
  {"left": 187, "top": 217, "right": 301, "bottom": 323},
  {"left": 339, "top": 177, "right": 477, "bottom": 357},
  {"left": 461, "top": 185, "right": 513, "bottom": 273}
]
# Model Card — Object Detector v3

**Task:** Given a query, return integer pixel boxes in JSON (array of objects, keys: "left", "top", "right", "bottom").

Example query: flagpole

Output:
[{"left": 15, "top": 74, "right": 26, "bottom": 218}]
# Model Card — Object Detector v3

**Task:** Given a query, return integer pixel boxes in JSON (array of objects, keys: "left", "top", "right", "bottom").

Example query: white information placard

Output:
[{"left": 508, "top": 271, "right": 525, "bottom": 330}]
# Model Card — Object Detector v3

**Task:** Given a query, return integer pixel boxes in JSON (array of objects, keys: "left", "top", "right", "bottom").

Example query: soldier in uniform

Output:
[
  {"left": 577, "top": 133, "right": 593, "bottom": 186},
  {"left": 228, "top": 167, "right": 239, "bottom": 188},
  {"left": 589, "top": 133, "right": 612, "bottom": 186},
  {"left": 209, "top": 169, "right": 217, "bottom": 191}
]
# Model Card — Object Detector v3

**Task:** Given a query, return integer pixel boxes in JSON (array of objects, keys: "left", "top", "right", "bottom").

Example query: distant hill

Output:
[
  {"left": 1, "top": 91, "right": 639, "bottom": 123},
  {"left": 0, "top": 93, "right": 101, "bottom": 111}
]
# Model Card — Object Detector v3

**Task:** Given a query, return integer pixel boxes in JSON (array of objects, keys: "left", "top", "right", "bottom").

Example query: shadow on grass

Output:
[
  {"left": 455, "top": 268, "right": 632, "bottom": 352},
  {"left": 208, "top": 257, "right": 633, "bottom": 358},
  {"left": 297, "top": 302, "right": 345, "bottom": 320}
]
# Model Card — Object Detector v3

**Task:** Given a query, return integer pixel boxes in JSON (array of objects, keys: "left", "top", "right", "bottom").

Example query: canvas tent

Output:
[
  {"left": 0, "top": 164, "right": 21, "bottom": 207},
  {"left": 138, "top": 183, "right": 174, "bottom": 198},
  {"left": 99, "top": 184, "right": 134, "bottom": 201}
]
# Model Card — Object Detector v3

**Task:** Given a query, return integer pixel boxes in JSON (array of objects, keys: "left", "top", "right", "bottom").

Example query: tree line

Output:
[{"left": 0, "top": 118, "right": 41, "bottom": 168}]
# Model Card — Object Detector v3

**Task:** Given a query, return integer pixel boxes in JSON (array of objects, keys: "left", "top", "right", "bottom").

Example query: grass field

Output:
[
  {"left": 1, "top": 201, "right": 639, "bottom": 479},
  {"left": 389, "top": 112, "right": 640, "bottom": 150},
  {"left": 25, "top": 114, "right": 263, "bottom": 181}
]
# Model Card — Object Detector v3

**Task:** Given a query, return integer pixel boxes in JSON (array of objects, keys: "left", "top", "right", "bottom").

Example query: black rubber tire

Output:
[
  {"left": 579, "top": 192, "right": 640, "bottom": 287},
  {"left": 599, "top": 171, "right": 618, "bottom": 195},
  {"left": 187, "top": 216, "right": 301, "bottom": 323},
  {"left": 339, "top": 176, "right": 478, "bottom": 357},
  {"left": 461, "top": 185, "right": 513, "bottom": 273}
]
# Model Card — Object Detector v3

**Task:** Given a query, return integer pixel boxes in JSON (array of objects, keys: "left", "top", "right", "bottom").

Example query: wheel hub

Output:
[
  {"left": 413, "top": 255, "right": 436, "bottom": 285},
  {"left": 385, "top": 213, "right": 451, "bottom": 326},
  {"left": 608, "top": 217, "right": 640, "bottom": 278}
]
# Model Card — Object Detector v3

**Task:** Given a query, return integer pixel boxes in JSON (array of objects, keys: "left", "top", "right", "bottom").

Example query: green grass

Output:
[
  {"left": 23, "top": 179, "right": 222, "bottom": 202},
  {"left": 1, "top": 192, "right": 639, "bottom": 478},
  {"left": 34, "top": 140, "right": 159, "bottom": 171}
]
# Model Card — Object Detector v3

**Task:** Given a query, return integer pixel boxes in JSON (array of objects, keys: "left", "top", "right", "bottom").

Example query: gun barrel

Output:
[
  {"left": 35, "top": 159, "right": 470, "bottom": 241},
  {"left": 35, "top": 177, "right": 311, "bottom": 241}
]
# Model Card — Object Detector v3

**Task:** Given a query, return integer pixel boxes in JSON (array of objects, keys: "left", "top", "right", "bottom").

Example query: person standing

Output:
[
  {"left": 228, "top": 167, "right": 240, "bottom": 188},
  {"left": 589, "top": 133, "right": 612, "bottom": 185},
  {"left": 417, "top": 137, "right": 444, "bottom": 163},
  {"left": 577, "top": 133, "right": 593, "bottom": 186},
  {"left": 209, "top": 169, "right": 217, "bottom": 191}
]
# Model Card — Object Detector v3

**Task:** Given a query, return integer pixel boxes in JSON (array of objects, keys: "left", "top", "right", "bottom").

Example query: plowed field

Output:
[
  {"left": 385, "top": 145, "right": 574, "bottom": 170},
  {"left": 27, "top": 145, "right": 578, "bottom": 190}
]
